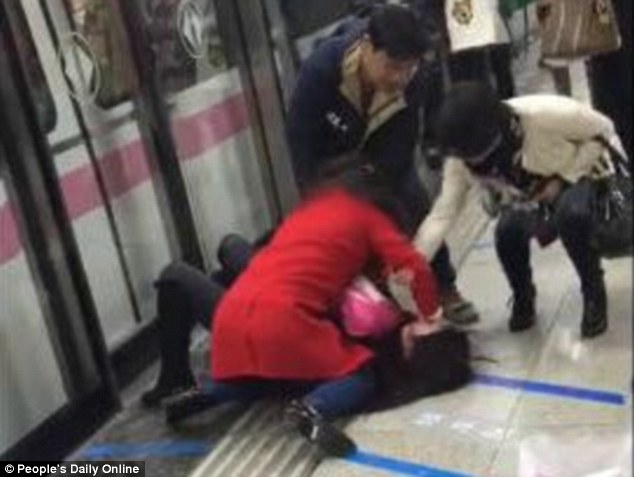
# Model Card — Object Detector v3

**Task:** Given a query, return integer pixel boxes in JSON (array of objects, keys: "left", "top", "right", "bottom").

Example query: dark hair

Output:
[
  {"left": 367, "top": 4, "right": 427, "bottom": 60},
  {"left": 311, "top": 153, "right": 408, "bottom": 230},
  {"left": 434, "top": 82, "right": 508, "bottom": 157},
  {"left": 369, "top": 327, "right": 473, "bottom": 411}
]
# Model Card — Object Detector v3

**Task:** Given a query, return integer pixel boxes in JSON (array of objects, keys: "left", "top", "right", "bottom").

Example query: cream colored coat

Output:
[{"left": 414, "top": 95, "right": 625, "bottom": 260}]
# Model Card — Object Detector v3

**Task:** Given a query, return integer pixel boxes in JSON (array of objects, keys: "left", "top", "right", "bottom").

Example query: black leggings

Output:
[
  {"left": 450, "top": 44, "right": 516, "bottom": 99},
  {"left": 153, "top": 236, "right": 254, "bottom": 386},
  {"left": 495, "top": 180, "right": 604, "bottom": 299}
]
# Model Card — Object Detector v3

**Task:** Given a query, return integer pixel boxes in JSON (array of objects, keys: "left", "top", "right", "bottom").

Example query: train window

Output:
[
  {"left": 141, "top": 0, "right": 229, "bottom": 95},
  {"left": 5, "top": 2, "right": 57, "bottom": 132},
  {"left": 61, "top": 0, "right": 136, "bottom": 109}
]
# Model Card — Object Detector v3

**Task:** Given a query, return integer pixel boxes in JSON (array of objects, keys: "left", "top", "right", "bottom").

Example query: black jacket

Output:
[{"left": 286, "top": 25, "right": 437, "bottom": 231}]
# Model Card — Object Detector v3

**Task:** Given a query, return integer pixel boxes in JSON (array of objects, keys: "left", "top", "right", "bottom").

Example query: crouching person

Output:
[
  {"left": 165, "top": 157, "right": 443, "bottom": 457},
  {"left": 416, "top": 82, "right": 628, "bottom": 338}
]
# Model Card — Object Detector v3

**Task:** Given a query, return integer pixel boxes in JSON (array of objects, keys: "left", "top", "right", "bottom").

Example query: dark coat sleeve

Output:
[
  {"left": 286, "top": 61, "right": 333, "bottom": 191},
  {"left": 364, "top": 106, "right": 421, "bottom": 183}
]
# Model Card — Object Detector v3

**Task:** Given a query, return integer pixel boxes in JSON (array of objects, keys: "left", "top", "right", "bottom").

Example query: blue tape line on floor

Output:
[
  {"left": 79, "top": 440, "right": 211, "bottom": 459},
  {"left": 475, "top": 373, "right": 627, "bottom": 406},
  {"left": 348, "top": 451, "right": 473, "bottom": 477}
]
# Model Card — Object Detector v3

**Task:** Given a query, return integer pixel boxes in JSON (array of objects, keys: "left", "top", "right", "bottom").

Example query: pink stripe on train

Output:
[{"left": 0, "top": 93, "right": 250, "bottom": 266}]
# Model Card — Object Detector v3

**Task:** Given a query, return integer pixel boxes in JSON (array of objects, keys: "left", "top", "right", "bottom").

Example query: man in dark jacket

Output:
[{"left": 286, "top": 4, "right": 478, "bottom": 323}]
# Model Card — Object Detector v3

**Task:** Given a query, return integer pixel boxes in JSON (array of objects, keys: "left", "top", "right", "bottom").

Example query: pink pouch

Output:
[{"left": 340, "top": 277, "right": 401, "bottom": 339}]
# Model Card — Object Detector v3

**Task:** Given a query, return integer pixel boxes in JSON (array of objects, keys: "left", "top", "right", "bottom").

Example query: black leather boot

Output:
[
  {"left": 140, "top": 321, "right": 196, "bottom": 408},
  {"left": 581, "top": 277, "right": 608, "bottom": 339},
  {"left": 164, "top": 389, "right": 219, "bottom": 425},
  {"left": 509, "top": 283, "right": 537, "bottom": 332},
  {"left": 142, "top": 275, "right": 198, "bottom": 407}
]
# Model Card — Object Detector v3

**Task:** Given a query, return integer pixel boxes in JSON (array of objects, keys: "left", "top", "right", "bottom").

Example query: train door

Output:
[
  {"left": 28, "top": 0, "right": 197, "bottom": 345},
  {"left": 0, "top": 160, "right": 111, "bottom": 461},
  {"left": 0, "top": 0, "right": 295, "bottom": 460},
  {"left": 125, "top": 0, "right": 289, "bottom": 264},
  {"left": 0, "top": 8, "right": 118, "bottom": 459}
]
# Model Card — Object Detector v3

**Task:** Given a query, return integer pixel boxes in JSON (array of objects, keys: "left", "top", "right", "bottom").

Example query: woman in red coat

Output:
[
  {"left": 168, "top": 166, "right": 442, "bottom": 456},
  {"left": 211, "top": 187, "right": 439, "bottom": 380}
]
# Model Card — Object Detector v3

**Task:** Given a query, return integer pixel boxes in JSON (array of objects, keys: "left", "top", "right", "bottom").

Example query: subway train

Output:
[
  {"left": 1, "top": 0, "right": 631, "bottom": 475},
  {"left": 0, "top": 0, "right": 364, "bottom": 461}
]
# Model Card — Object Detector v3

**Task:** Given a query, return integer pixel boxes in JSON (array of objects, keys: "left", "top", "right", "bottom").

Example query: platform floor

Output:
[
  {"left": 185, "top": 223, "right": 631, "bottom": 477},
  {"left": 65, "top": 227, "right": 633, "bottom": 477},
  {"left": 308, "top": 228, "right": 632, "bottom": 477},
  {"left": 66, "top": 36, "right": 632, "bottom": 477}
]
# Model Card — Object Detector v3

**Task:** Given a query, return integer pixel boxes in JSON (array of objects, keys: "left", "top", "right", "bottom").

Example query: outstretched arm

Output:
[
  {"left": 365, "top": 206, "right": 440, "bottom": 320},
  {"left": 413, "top": 157, "right": 472, "bottom": 259}
]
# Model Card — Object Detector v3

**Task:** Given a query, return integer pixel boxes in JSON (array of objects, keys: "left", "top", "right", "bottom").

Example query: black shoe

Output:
[
  {"left": 581, "top": 280, "right": 608, "bottom": 339},
  {"left": 284, "top": 400, "right": 357, "bottom": 458},
  {"left": 217, "top": 234, "right": 252, "bottom": 272},
  {"left": 440, "top": 286, "right": 480, "bottom": 326},
  {"left": 141, "top": 379, "right": 195, "bottom": 408},
  {"left": 164, "top": 389, "right": 219, "bottom": 425},
  {"left": 509, "top": 284, "right": 537, "bottom": 333}
]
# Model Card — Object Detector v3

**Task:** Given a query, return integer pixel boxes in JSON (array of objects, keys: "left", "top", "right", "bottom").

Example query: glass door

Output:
[
  {"left": 0, "top": 0, "right": 297, "bottom": 460},
  {"left": 0, "top": 174, "right": 71, "bottom": 456},
  {"left": 135, "top": 0, "right": 280, "bottom": 265},
  {"left": 0, "top": 12, "right": 118, "bottom": 459},
  {"left": 31, "top": 0, "right": 181, "bottom": 345}
]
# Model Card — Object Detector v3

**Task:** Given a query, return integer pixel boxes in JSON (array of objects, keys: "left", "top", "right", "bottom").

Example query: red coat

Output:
[{"left": 211, "top": 189, "right": 439, "bottom": 381}]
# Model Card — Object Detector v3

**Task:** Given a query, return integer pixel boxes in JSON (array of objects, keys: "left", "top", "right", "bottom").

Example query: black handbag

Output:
[{"left": 592, "top": 138, "right": 632, "bottom": 258}]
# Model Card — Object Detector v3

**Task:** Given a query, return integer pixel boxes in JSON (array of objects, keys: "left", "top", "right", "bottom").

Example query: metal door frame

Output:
[
  {"left": 216, "top": 0, "right": 299, "bottom": 216},
  {"left": 0, "top": 3, "right": 120, "bottom": 460}
]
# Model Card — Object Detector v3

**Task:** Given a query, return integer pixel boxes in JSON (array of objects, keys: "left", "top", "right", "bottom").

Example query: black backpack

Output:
[{"left": 369, "top": 326, "right": 473, "bottom": 412}]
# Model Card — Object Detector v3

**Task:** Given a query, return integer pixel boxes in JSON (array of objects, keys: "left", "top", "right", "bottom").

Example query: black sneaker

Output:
[
  {"left": 509, "top": 285, "right": 537, "bottom": 332},
  {"left": 284, "top": 400, "right": 357, "bottom": 458},
  {"left": 440, "top": 286, "right": 480, "bottom": 326},
  {"left": 582, "top": 280, "right": 608, "bottom": 339},
  {"left": 164, "top": 389, "right": 219, "bottom": 425},
  {"left": 141, "top": 379, "right": 195, "bottom": 408}
]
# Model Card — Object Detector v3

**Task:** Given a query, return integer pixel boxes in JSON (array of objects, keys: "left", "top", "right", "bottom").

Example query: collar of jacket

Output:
[{"left": 338, "top": 40, "right": 407, "bottom": 140}]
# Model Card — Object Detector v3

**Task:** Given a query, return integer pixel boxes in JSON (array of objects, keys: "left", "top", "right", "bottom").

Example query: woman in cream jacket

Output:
[{"left": 414, "top": 82, "right": 626, "bottom": 338}]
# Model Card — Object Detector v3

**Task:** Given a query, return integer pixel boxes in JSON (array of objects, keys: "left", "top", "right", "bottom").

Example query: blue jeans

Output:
[{"left": 200, "top": 366, "right": 376, "bottom": 420}]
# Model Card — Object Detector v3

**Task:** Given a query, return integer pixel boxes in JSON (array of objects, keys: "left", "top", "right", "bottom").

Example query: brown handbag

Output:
[{"left": 537, "top": 0, "right": 622, "bottom": 59}]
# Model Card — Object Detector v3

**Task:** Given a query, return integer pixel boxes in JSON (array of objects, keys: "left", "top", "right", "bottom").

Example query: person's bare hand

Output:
[
  {"left": 401, "top": 318, "right": 442, "bottom": 360},
  {"left": 426, "top": 307, "right": 444, "bottom": 323}
]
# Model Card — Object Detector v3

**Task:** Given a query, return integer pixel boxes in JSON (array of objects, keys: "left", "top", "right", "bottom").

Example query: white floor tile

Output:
[
  {"left": 487, "top": 424, "right": 631, "bottom": 477},
  {"left": 310, "top": 225, "right": 632, "bottom": 477}
]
